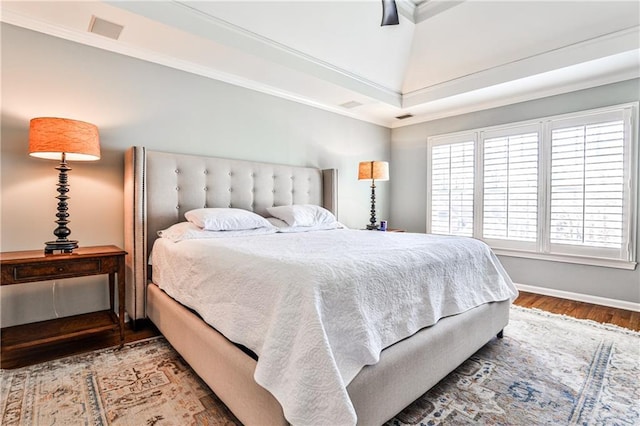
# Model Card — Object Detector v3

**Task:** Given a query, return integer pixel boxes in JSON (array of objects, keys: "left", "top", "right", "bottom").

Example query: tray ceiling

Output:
[{"left": 2, "top": 0, "right": 639, "bottom": 128}]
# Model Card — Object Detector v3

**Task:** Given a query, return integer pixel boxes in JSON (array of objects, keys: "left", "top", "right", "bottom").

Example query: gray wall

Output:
[
  {"left": 2, "top": 22, "right": 636, "bottom": 328},
  {"left": 391, "top": 79, "right": 640, "bottom": 304},
  {"left": 0, "top": 23, "right": 390, "bottom": 326}
]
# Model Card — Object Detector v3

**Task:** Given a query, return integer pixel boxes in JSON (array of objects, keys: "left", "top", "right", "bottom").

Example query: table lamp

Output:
[
  {"left": 28, "top": 117, "right": 101, "bottom": 254},
  {"left": 358, "top": 160, "right": 389, "bottom": 230}
]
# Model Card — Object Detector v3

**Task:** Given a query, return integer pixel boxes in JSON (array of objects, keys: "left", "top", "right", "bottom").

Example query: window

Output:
[
  {"left": 549, "top": 118, "right": 624, "bottom": 247},
  {"left": 430, "top": 138, "right": 474, "bottom": 236},
  {"left": 482, "top": 126, "right": 539, "bottom": 250},
  {"left": 426, "top": 104, "right": 638, "bottom": 269}
]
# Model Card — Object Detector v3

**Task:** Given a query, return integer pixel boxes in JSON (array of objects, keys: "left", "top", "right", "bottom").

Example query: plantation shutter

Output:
[
  {"left": 550, "top": 119, "right": 625, "bottom": 250},
  {"left": 430, "top": 140, "right": 474, "bottom": 236},
  {"left": 482, "top": 129, "right": 539, "bottom": 243},
  {"left": 427, "top": 103, "right": 635, "bottom": 268}
]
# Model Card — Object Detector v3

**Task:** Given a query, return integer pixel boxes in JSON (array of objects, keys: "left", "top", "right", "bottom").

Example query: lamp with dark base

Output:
[
  {"left": 358, "top": 160, "right": 389, "bottom": 230},
  {"left": 44, "top": 153, "right": 77, "bottom": 254},
  {"left": 28, "top": 117, "right": 100, "bottom": 255},
  {"left": 366, "top": 179, "right": 379, "bottom": 230}
]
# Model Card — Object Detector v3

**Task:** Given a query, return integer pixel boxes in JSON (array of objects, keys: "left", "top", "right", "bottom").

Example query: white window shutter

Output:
[
  {"left": 426, "top": 103, "right": 636, "bottom": 268},
  {"left": 430, "top": 141, "right": 474, "bottom": 236},
  {"left": 483, "top": 132, "right": 539, "bottom": 242},
  {"left": 550, "top": 120, "right": 625, "bottom": 249}
]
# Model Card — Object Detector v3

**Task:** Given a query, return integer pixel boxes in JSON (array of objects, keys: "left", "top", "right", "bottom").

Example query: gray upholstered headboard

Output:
[{"left": 124, "top": 146, "right": 338, "bottom": 323}]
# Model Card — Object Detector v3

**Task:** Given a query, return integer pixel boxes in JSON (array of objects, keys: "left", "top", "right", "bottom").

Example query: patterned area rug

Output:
[
  {"left": 387, "top": 306, "right": 639, "bottom": 426},
  {"left": 1, "top": 306, "right": 638, "bottom": 425}
]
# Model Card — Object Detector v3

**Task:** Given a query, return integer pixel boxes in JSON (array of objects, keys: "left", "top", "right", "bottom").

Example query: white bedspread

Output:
[{"left": 151, "top": 229, "right": 517, "bottom": 425}]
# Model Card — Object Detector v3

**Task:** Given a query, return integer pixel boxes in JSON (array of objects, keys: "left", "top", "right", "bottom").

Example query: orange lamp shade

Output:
[
  {"left": 358, "top": 161, "right": 389, "bottom": 181},
  {"left": 29, "top": 117, "right": 100, "bottom": 161}
]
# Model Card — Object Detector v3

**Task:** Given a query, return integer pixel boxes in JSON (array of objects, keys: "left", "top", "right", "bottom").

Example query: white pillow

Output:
[
  {"left": 158, "top": 222, "right": 276, "bottom": 242},
  {"left": 266, "top": 217, "right": 343, "bottom": 233},
  {"left": 185, "top": 208, "right": 274, "bottom": 231},
  {"left": 266, "top": 204, "right": 336, "bottom": 227}
]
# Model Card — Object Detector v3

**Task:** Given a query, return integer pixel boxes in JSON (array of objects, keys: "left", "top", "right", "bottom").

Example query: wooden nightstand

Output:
[{"left": 0, "top": 245, "right": 126, "bottom": 368}]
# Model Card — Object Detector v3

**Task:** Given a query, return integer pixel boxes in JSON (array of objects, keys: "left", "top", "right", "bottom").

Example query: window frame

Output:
[{"left": 425, "top": 102, "right": 638, "bottom": 270}]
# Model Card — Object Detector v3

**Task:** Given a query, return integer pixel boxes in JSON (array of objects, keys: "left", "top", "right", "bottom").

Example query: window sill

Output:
[{"left": 492, "top": 248, "right": 637, "bottom": 270}]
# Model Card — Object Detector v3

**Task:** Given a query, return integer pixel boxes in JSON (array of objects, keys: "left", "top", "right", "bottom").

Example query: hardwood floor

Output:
[
  {"left": 513, "top": 291, "right": 640, "bottom": 332},
  {"left": 2, "top": 293, "right": 638, "bottom": 369}
]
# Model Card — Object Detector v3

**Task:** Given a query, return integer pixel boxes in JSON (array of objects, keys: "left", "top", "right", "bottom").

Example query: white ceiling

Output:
[{"left": 2, "top": 0, "right": 639, "bottom": 128}]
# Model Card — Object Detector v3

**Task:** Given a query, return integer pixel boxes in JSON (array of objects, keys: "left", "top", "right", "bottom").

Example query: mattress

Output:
[{"left": 151, "top": 229, "right": 518, "bottom": 425}]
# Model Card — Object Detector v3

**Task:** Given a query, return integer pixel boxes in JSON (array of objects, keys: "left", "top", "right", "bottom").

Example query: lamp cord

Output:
[{"left": 52, "top": 281, "right": 60, "bottom": 318}]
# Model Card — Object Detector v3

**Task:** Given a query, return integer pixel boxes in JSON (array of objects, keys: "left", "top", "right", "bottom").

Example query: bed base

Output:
[{"left": 147, "top": 283, "right": 510, "bottom": 425}]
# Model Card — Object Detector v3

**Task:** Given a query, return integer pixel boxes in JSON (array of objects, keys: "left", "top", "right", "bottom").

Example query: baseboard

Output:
[{"left": 515, "top": 283, "right": 640, "bottom": 312}]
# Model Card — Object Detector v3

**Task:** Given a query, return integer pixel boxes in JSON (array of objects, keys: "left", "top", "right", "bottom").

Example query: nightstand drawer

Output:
[{"left": 12, "top": 259, "right": 102, "bottom": 281}]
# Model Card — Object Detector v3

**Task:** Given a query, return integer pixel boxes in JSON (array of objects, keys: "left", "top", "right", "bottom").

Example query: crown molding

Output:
[
  {"left": 414, "top": 0, "right": 465, "bottom": 23},
  {"left": 4, "top": 2, "right": 635, "bottom": 131},
  {"left": 0, "top": 8, "right": 393, "bottom": 128},
  {"left": 396, "top": 0, "right": 417, "bottom": 23},
  {"left": 391, "top": 62, "right": 639, "bottom": 128},
  {"left": 108, "top": 0, "right": 402, "bottom": 107},
  {"left": 403, "top": 26, "right": 640, "bottom": 107}
]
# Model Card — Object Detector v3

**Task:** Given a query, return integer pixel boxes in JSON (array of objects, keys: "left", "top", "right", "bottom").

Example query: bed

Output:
[{"left": 124, "top": 146, "right": 516, "bottom": 425}]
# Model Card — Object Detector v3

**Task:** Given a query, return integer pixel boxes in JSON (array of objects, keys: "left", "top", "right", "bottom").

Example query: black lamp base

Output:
[
  {"left": 366, "top": 181, "right": 379, "bottom": 231},
  {"left": 44, "top": 239, "right": 78, "bottom": 254},
  {"left": 43, "top": 154, "right": 79, "bottom": 255}
]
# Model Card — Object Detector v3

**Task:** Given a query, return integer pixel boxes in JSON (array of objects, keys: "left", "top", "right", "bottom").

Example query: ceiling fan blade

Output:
[{"left": 381, "top": 0, "right": 400, "bottom": 26}]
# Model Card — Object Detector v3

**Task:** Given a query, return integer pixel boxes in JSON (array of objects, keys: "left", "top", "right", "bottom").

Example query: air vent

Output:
[
  {"left": 339, "top": 101, "right": 363, "bottom": 109},
  {"left": 88, "top": 16, "right": 124, "bottom": 40},
  {"left": 395, "top": 113, "right": 414, "bottom": 120}
]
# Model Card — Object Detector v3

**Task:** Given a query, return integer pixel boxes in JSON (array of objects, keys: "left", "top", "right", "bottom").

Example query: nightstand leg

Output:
[
  {"left": 117, "top": 257, "right": 125, "bottom": 346},
  {"left": 108, "top": 273, "right": 115, "bottom": 313}
]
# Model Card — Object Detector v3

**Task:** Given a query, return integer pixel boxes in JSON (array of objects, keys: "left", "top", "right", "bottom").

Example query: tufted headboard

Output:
[{"left": 124, "top": 146, "right": 338, "bottom": 324}]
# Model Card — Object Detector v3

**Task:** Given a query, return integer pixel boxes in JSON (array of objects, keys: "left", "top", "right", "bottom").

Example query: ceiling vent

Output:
[
  {"left": 395, "top": 113, "right": 414, "bottom": 120},
  {"left": 88, "top": 16, "right": 124, "bottom": 40},
  {"left": 339, "top": 101, "right": 363, "bottom": 109}
]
